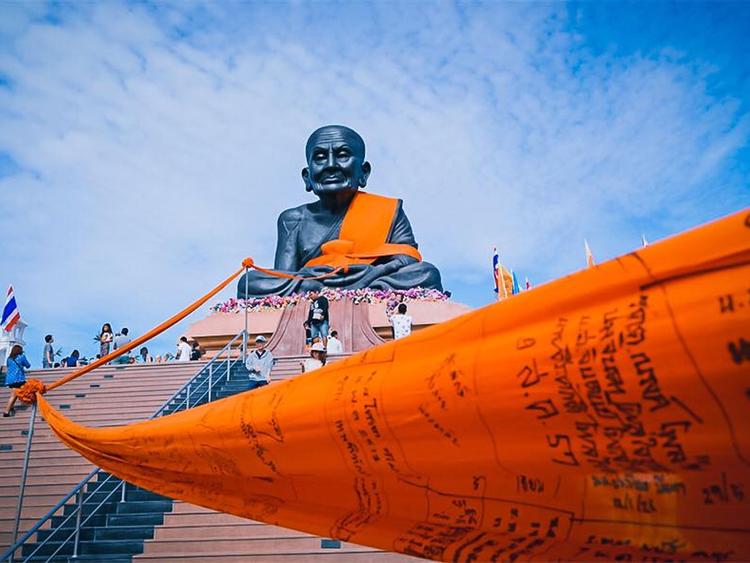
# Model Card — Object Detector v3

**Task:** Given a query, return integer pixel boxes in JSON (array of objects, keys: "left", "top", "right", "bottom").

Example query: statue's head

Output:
[{"left": 302, "top": 125, "right": 371, "bottom": 197}]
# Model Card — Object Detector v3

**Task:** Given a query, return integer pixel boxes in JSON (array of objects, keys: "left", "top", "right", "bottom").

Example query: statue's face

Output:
[{"left": 302, "top": 126, "right": 371, "bottom": 197}]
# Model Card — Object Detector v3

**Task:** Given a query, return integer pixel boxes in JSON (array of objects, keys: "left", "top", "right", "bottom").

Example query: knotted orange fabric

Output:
[
  {"left": 304, "top": 192, "right": 422, "bottom": 269},
  {"left": 38, "top": 209, "right": 750, "bottom": 561}
]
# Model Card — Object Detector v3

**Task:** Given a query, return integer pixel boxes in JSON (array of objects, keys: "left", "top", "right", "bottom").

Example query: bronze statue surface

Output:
[{"left": 238, "top": 125, "right": 442, "bottom": 297}]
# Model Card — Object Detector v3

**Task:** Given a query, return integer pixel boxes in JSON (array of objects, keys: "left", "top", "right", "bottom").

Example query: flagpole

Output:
[
  {"left": 492, "top": 246, "right": 501, "bottom": 301},
  {"left": 500, "top": 261, "right": 508, "bottom": 300},
  {"left": 243, "top": 267, "right": 249, "bottom": 362}
]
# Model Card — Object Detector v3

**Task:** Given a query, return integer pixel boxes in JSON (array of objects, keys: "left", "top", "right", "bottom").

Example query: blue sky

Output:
[{"left": 0, "top": 1, "right": 748, "bottom": 365}]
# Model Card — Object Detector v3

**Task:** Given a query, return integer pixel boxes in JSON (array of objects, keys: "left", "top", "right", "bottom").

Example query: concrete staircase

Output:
[
  {"left": 0, "top": 362, "right": 206, "bottom": 551},
  {"left": 16, "top": 360, "right": 249, "bottom": 561},
  {"left": 136, "top": 502, "right": 406, "bottom": 562}
]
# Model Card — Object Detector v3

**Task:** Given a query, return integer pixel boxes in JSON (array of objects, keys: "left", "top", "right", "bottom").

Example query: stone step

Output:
[
  {"left": 141, "top": 536, "right": 375, "bottom": 556},
  {"left": 135, "top": 553, "right": 401, "bottom": 562},
  {"left": 23, "top": 537, "right": 145, "bottom": 557},
  {"left": 154, "top": 523, "right": 312, "bottom": 540},
  {"left": 115, "top": 500, "right": 174, "bottom": 515},
  {"left": 26, "top": 556, "right": 131, "bottom": 563},
  {"left": 0, "top": 501, "right": 72, "bottom": 520},
  {"left": 35, "top": 522, "right": 153, "bottom": 543},
  {"left": 107, "top": 512, "right": 165, "bottom": 527},
  {"left": 0, "top": 462, "right": 92, "bottom": 477},
  {"left": 0, "top": 480, "right": 84, "bottom": 496}
]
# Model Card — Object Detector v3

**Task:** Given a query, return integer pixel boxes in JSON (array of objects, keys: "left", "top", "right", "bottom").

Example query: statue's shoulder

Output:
[{"left": 277, "top": 203, "right": 311, "bottom": 224}]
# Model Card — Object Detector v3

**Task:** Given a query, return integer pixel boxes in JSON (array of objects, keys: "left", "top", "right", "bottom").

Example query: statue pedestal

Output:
[{"left": 188, "top": 300, "right": 472, "bottom": 357}]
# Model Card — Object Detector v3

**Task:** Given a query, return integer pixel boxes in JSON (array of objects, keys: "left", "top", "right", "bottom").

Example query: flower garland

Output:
[{"left": 211, "top": 287, "right": 450, "bottom": 314}]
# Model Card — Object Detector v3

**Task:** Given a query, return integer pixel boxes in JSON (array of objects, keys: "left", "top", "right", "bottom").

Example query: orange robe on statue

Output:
[{"left": 304, "top": 192, "right": 423, "bottom": 269}]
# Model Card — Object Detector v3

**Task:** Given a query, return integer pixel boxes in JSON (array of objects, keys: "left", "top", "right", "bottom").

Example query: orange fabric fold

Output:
[
  {"left": 38, "top": 208, "right": 750, "bottom": 561},
  {"left": 304, "top": 192, "right": 422, "bottom": 268}
]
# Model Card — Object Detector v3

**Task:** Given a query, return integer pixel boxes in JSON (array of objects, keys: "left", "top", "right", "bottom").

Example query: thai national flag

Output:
[
  {"left": 1, "top": 285, "right": 21, "bottom": 332},
  {"left": 492, "top": 247, "right": 500, "bottom": 294}
]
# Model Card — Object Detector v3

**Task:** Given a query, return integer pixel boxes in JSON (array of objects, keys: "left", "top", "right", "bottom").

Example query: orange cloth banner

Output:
[
  {"left": 39, "top": 209, "right": 750, "bottom": 561},
  {"left": 305, "top": 192, "right": 422, "bottom": 269}
]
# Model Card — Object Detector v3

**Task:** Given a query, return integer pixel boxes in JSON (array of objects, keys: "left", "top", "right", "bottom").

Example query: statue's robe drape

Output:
[{"left": 238, "top": 193, "right": 442, "bottom": 297}]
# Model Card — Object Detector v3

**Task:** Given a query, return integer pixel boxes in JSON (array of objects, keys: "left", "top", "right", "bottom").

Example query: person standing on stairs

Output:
[
  {"left": 42, "top": 334, "right": 55, "bottom": 368},
  {"left": 98, "top": 323, "right": 114, "bottom": 357},
  {"left": 244, "top": 335, "right": 275, "bottom": 390},
  {"left": 190, "top": 340, "right": 204, "bottom": 361},
  {"left": 112, "top": 327, "right": 132, "bottom": 364},
  {"left": 304, "top": 289, "right": 329, "bottom": 348},
  {"left": 327, "top": 330, "right": 343, "bottom": 354},
  {"left": 176, "top": 336, "right": 192, "bottom": 362},
  {"left": 4, "top": 344, "right": 30, "bottom": 417}
]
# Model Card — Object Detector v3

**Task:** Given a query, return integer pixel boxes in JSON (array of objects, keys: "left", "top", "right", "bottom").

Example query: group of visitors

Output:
[
  {"left": 3, "top": 292, "right": 418, "bottom": 416},
  {"left": 297, "top": 291, "right": 413, "bottom": 375},
  {"left": 42, "top": 333, "right": 88, "bottom": 368},
  {"left": 176, "top": 336, "right": 203, "bottom": 362},
  {"left": 36, "top": 323, "right": 205, "bottom": 370},
  {"left": 302, "top": 290, "right": 413, "bottom": 351}
]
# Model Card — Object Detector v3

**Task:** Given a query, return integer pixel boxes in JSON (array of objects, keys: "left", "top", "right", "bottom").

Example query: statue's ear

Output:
[
  {"left": 301, "top": 167, "right": 313, "bottom": 192},
  {"left": 359, "top": 161, "right": 371, "bottom": 189}
]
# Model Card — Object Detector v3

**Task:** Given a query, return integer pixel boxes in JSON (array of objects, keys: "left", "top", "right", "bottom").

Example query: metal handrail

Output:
[{"left": 1, "top": 330, "right": 247, "bottom": 562}]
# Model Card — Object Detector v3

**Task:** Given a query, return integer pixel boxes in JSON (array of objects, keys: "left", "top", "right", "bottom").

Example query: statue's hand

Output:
[
  {"left": 353, "top": 263, "right": 395, "bottom": 288},
  {"left": 314, "top": 264, "right": 370, "bottom": 287},
  {"left": 323, "top": 264, "right": 370, "bottom": 287}
]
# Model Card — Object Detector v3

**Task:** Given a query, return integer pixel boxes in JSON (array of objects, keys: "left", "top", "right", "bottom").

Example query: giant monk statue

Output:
[{"left": 238, "top": 125, "right": 443, "bottom": 297}]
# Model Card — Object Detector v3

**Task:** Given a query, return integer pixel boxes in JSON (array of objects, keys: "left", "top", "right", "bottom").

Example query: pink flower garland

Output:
[{"left": 211, "top": 288, "right": 449, "bottom": 314}]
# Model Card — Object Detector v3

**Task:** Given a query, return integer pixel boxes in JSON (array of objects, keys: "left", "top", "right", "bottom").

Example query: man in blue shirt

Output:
[{"left": 112, "top": 327, "right": 133, "bottom": 364}]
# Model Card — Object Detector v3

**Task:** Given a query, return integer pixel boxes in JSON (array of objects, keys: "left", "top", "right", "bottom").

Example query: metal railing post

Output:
[
  {"left": 226, "top": 353, "right": 230, "bottom": 384},
  {"left": 10, "top": 401, "right": 38, "bottom": 562},
  {"left": 243, "top": 268, "right": 249, "bottom": 362},
  {"left": 120, "top": 480, "right": 127, "bottom": 503},
  {"left": 186, "top": 384, "right": 191, "bottom": 409},
  {"left": 72, "top": 488, "right": 83, "bottom": 558},
  {"left": 208, "top": 364, "right": 213, "bottom": 403}
]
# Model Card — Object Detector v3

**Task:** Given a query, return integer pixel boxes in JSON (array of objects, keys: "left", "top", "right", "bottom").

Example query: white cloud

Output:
[{"left": 0, "top": 1, "right": 747, "bottom": 361}]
